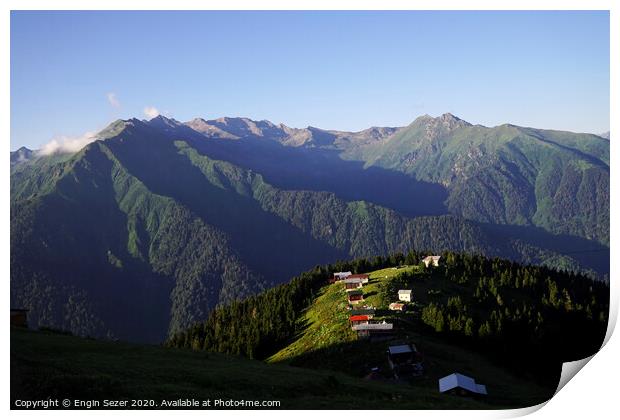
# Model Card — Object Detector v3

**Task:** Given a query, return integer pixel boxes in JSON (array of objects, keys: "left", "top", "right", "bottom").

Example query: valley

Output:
[{"left": 10, "top": 114, "right": 610, "bottom": 343}]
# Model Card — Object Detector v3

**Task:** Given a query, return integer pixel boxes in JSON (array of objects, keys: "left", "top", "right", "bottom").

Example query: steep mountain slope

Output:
[
  {"left": 150, "top": 118, "right": 606, "bottom": 274},
  {"left": 11, "top": 138, "right": 266, "bottom": 341},
  {"left": 179, "top": 113, "right": 609, "bottom": 245},
  {"left": 339, "top": 114, "right": 610, "bottom": 244},
  {"left": 10, "top": 115, "right": 609, "bottom": 342}
]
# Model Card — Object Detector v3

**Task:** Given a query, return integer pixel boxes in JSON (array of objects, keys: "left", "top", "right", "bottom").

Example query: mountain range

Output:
[{"left": 10, "top": 113, "right": 609, "bottom": 342}]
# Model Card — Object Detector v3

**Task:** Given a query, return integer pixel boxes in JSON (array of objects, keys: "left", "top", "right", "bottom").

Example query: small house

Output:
[
  {"left": 343, "top": 278, "right": 364, "bottom": 290},
  {"left": 352, "top": 322, "right": 393, "bottom": 338},
  {"left": 350, "top": 308, "right": 375, "bottom": 319},
  {"left": 388, "top": 344, "right": 424, "bottom": 377},
  {"left": 388, "top": 344, "right": 416, "bottom": 367},
  {"left": 398, "top": 290, "right": 412, "bottom": 302},
  {"left": 332, "top": 271, "right": 353, "bottom": 282},
  {"left": 10, "top": 309, "right": 29, "bottom": 328},
  {"left": 349, "top": 315, "right": 370, "bottom": 326},
  {"left": 422, "top": 256, "right": 441, "bottom": 268},
  {"left": 347, "top": 274, "right": 369, "bottom": 284},
  {"left": 347, "top": 289, "right": 364, "bottom": 304},
  {"left": 389, "top": 302, "right": 406, "bottom": 311},
  {"left": 438, "top": 373, "right": 487, "bottom": 397}
]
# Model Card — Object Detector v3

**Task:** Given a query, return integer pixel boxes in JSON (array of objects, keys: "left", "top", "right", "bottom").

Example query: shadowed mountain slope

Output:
[{"left": 10, "top": 114, "right": 609, "bottom": 342}]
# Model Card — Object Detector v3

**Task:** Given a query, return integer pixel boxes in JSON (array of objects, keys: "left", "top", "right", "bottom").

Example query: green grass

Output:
[
  {"left": 268, "top": 282, "right": 357, "bottom": 362},
  {"left": 268, "top": 266, "right": 417, "bottom": 363},
  {"left": 266, "top": 265, "right": 557, "bottom": 409},
  {"left": 366, "top": 265, "right": 419, "bottom": 306},
  {"left": 11, "top": 328, "right": 490, "bottom": 409}
]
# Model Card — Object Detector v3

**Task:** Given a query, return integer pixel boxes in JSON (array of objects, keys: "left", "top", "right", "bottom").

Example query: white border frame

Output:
[{"left": 3, "top": 2, "right": 616, "bottom": 419}]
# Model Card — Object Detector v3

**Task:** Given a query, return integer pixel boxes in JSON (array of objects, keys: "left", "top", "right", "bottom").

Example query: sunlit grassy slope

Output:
[
  {"left": 267, "top": 265, "right": 556, "bottom": 408},
  {"left": 268, "top": 265, "right": 416, "bottom": 363}
]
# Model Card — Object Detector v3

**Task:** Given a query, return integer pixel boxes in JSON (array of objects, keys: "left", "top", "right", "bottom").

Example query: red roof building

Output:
[{"left": 349, "top": 315, "right": 370, "bottom": 326}]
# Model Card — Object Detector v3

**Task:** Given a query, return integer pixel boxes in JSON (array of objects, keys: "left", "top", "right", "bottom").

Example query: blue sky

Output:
[{"left": 10, "top": 10, "right": 609, "bottom": 150}]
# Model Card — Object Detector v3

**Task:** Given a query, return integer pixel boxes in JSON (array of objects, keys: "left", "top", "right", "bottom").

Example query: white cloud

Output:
[
  {"left": 37, "top": 131, "right": 98, "bottom": 156},
  {"left": 106, "top": 92, "right": 121, "bottom": 108},
  {"left": 143, "top": 106, "right": 160, "bottom": 119}
]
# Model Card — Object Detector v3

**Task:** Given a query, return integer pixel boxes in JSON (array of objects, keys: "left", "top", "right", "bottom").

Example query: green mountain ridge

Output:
[
  {"left": 10, "top": 115, "right": 609, "bottom": 342},
  {"left": 339, "top": 115, "right": 609, "bottom": 244},
  {"left": 168, "top": 251, "right": 608, "bottom": 407},
  {"left": 11, "top": 140, "right": 266, "bottom": 341}
]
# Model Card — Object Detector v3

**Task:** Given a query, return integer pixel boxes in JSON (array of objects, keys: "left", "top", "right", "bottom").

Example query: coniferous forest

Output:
[{"left": 167, "top": 251, "right": 608, "bottom": 385}]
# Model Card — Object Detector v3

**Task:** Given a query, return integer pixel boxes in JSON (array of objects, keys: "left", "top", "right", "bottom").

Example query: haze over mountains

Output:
[{"left": 10, "top": 113, "right": 609, "bottom": 342}]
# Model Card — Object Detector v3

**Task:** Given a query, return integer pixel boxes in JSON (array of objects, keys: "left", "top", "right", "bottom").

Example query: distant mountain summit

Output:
[
  {"left": 13, "top": 112, "right": 609, "bottom": 245},
  {"left": 147, "top": 114, "right": 184, "bottom": 129},
  {"left": 398, "top": 113, "right": 473, "bottom": 145},
  {"left": 185, "top": 117, "right": 286, "bottom": 140},
  {"left": 10, "top": 112, "right": 609, "bottom": 342},
  {"left": 182, "top": 115, "right": 398, "bottom": 148},
  {"left": 186, "top": 118, "right": 240, "bottom": 139},
  {"left": 178, "top": 113, "right": 472, "bottom": 150},
  {"left": 10, "top": 146, "right": 35, "bottom": 165},
  {"left": 412, "top": 112, "right": 472, "bottom": 130}
]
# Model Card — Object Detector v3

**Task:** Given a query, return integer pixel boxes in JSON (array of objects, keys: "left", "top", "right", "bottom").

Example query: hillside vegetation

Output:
[
  {"left": 11, "top": 328, "right": 490, "bottom": 409},
  {"left": 10, "top": 115, "right": 609, "bottom": 342},
  {"left": 169, "top": 251, "right": 608, "bottom": 406},
  {"left": 342, "top": 114, "right": 609, "bottom": 244}
]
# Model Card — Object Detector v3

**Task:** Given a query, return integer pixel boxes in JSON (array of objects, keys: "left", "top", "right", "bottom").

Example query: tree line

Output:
[{"left": 167, "top": 249, "right": 608, "bottom": 376}]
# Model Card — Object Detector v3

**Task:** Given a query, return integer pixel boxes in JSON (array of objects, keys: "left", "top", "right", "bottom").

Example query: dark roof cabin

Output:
[
  {"left": 350, "top": 308, "right": 375, "bottom": 318},
  {"left": 347, "top": 289, "right": 364, "bottom": 303},
  {"left": 387, "top": 344, "right": 419, "bottom": 367},
  {"left": 388, "top": 344, "right": 415, "bottom": 362},
  {"left": 388, "top": 344, "right": 423, "bottom": 377}
]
